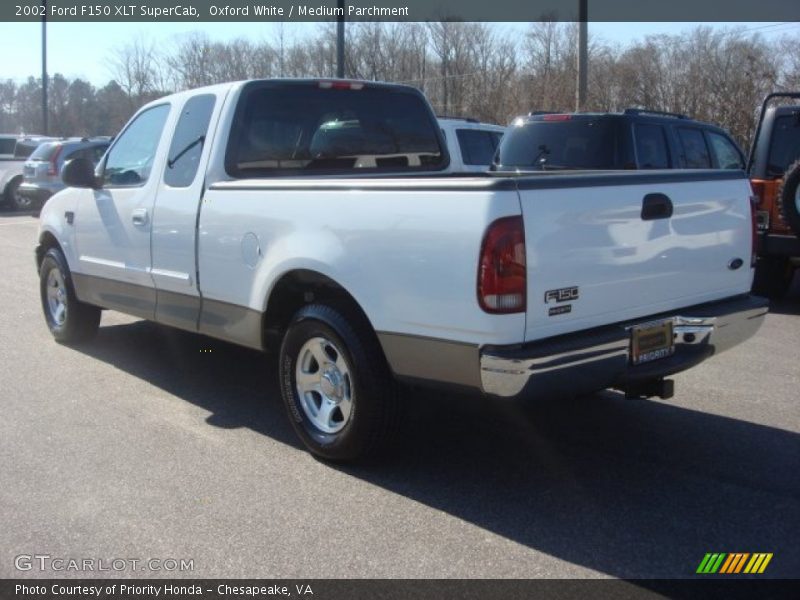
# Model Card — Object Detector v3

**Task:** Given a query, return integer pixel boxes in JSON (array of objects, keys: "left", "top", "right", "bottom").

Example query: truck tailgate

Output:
[{"left": 517, "top": 172, "right": 754, "bottom": 342}]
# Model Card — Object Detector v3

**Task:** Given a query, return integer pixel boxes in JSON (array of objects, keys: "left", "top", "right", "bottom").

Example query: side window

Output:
[
  {"left": 0, "top": 138, "right": 16, "bottom": 155},
  {"left": 165, "top": 94, "right": 216, "bottom": 188},
  {"left": 104, "top": 104, "right": 170, "bottom": 187},
  {"left": 707, "top": 132, "right": 744, "bottom": 169},
  {"left": 634, "top": 123, "right": 670, "bottom": 168},
  {"left": 456, "top": 129, "right": 498, "bottom": 166},
  {"left": 677, "top": 127, "right": 712, "bottom": 168}
]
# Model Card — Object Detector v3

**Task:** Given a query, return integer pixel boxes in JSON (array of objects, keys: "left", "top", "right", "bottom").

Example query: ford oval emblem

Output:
[{"left": 728, "top": 258, "right": 744, "bottom": 270}]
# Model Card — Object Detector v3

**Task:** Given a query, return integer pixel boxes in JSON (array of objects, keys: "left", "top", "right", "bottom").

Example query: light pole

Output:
[
  {"left": 576, "top": 0, "right": 587, "bottom": 112},
  {"left": 41, "top": 0, "right": 48, "bottom": 134},
  {"left": 336, "top": 0, "right": 344, "bottom": 78}
]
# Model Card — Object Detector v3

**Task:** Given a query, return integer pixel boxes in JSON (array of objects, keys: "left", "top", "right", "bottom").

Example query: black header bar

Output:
[{"left": 3, "top": 0, "right": 800, "bottom": 23}]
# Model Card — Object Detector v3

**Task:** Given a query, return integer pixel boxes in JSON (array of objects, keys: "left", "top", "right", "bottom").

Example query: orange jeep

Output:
[{"left": 750, "top": 92, "right": 800, "bottom": 297}]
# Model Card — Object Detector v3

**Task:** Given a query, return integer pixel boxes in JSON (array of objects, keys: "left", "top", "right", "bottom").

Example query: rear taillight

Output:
[
  {"left": 47, "top": 145, "right": 63, "bottom": 176},
  {"left": 750, "top": 180, "right": 765, "bottom": 206},
  {"left": 478, "top": 216, "right": 526, "bottom": 314},
  {"left": 541, "top": 114, "right": 571, "bottom": 121}
]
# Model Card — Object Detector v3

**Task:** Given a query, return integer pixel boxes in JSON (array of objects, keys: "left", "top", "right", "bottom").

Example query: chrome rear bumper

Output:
[{"left": 480, "top": 294, "right": 768, "bottom": 399}]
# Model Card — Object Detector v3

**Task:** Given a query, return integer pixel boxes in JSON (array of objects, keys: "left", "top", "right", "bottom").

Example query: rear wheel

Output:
[
  {"left": 279, "top": 303, "right": 398, "bottom": 462},
  {"left": 752, "top": 256, "right": 794, "bottom": 299},
  {"left": 5, "top": 177, "right": 30, "bottom": 212},
  {"left": 39, "top": 247, "right": 101, "bottom": 343}
]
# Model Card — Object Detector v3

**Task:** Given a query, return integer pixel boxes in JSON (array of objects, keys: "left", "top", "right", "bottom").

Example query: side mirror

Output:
[{"left": 62, "top": 158, "right": 100, "bottom": 189}]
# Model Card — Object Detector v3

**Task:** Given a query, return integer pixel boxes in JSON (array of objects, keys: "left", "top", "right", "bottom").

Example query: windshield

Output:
[
  {"left": 226, "top": 83, "right": 445, "bottom": 176},
  {"left": 496, "top": 118, "right": 621, "bottom": 170},
  {"left": 766, "top": 113, "right": 800, "bottom": 177}
]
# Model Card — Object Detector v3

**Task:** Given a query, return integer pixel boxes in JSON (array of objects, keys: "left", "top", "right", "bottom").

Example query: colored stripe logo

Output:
[{"left": 696, "top": 553, "right": 773, "bottom": 574}]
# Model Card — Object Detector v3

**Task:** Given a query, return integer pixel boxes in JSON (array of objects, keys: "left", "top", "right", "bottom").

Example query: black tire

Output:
[
  {"left": 279, "top": 303, "right": 398, "bottom": 462},
  {"left": 39, "top": 247, "right": 101, "bottom": 343},
  {"left": 752, "top": 256, "right": 794, "bottom": 299},
  {"left": 778, "top": 159, "right": 800, "bottom": 237},
  {"left": 5, "top": 176, "right": 31, "bottom": 212}
]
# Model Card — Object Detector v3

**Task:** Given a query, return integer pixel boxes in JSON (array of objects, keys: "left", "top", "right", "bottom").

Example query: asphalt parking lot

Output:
[{"left": 0, "top": 211, "right": 798, "bottom": 580}]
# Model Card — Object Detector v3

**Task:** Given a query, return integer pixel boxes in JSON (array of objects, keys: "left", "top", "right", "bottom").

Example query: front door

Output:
[{"left": 73, "top": 103, "right": 172, "bottom": 319}]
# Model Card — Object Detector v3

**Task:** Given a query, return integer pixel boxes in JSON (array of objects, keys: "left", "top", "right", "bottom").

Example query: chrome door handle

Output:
[{"left": 131, "top": 208, "right": 149, "bottom": 226}]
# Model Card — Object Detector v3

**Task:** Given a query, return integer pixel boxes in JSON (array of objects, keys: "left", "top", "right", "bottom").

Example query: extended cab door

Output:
[
  {"left": 150, "top": 93, "right": 223, "bottom": 330},
  {"left": 73, "top": 103, "right": 172, "bottom": 319}
]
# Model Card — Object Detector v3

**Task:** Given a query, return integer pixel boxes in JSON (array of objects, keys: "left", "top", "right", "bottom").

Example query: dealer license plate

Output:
[{"left": 630, "top": 319, "right": 675, "bottom": 365}]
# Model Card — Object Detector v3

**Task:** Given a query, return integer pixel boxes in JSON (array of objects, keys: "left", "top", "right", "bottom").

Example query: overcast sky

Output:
[{"left": 0, "top": 21, "right": 796, "bottom": 86}]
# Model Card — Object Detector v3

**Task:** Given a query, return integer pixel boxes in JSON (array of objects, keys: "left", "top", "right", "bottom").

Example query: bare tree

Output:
[
  {"left": 107, "top": 36, "right": 163, "bottom": 108},
  {"left": 1, "top": 23, "right": 798, "bottom": 148}
]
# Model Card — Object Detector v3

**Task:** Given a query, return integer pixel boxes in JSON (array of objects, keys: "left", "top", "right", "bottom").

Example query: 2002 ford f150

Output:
[{"left": 35, "top": 79, "right": 768, "bottom": 461}]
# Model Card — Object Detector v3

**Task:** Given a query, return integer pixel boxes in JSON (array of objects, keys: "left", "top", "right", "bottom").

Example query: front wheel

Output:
[
  {"left": 39, "top": 247, "right": 101, "bottom": 343},
  {"left": 279, "top": 303, "right": 398, "bottom": 462}
]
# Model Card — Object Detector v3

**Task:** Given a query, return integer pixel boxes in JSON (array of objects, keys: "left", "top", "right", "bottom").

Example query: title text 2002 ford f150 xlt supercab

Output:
[{"left": 35, "top": 79, "right": 768, "bottom": 461}]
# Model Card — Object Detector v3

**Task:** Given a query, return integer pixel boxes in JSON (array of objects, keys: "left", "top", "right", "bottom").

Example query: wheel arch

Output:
[
  {"left": 261, "top": 268, "right": 379, "bottom": 352},
  {"left": 2, "top": 173, "right": 21, "bottom": 191},
  {"left": 36, "top": 229, "right": 63, "bottom": 270}
]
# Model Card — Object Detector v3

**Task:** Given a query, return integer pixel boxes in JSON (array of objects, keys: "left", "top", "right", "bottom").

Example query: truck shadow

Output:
[
  {"left": 766, "top": 271, "right": 800, "bottom": 315},
  {"left": 74, "top": 320, "right": 799, "bottom": 580}
]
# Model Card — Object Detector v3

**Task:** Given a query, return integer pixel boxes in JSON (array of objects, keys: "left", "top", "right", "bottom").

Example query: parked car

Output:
[
  {"left": 438, "top": 117, "right": 505, "bottom": 172},
  {"left": 0, "top": 134, "right": 21, "bottom": 158},
  {"left": 18, "top": 137, "right": 111, "bottom": 211},
  {"left": 0, "top": 134, "right": 53, "bottom": 210},
  {"left": 748, "top": 92, "right": 800, "bottom": 297},
  {"left": 37, "top": 79, "right": 766, "bottom": 462},
  {"left": 493, "top": 108, "right": 745, "bottom": 172}
]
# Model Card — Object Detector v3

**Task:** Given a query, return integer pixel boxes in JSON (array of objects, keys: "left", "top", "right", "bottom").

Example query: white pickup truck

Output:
[{"left": 36, "top": 79, "right": 767, "bottom": 461}]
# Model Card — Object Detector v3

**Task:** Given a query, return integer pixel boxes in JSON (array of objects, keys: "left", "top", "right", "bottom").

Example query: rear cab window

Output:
[
  {"left": 766, "top": 113, "right": 800, "bottom": 177},
  {"left": 225, "top": 81, "right": 445, "bottom": 177}
]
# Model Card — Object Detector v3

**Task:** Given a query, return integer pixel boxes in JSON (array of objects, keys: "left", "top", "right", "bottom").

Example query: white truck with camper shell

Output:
[{"left": 36, "top": 79, "right": 768, "bottom": 461}]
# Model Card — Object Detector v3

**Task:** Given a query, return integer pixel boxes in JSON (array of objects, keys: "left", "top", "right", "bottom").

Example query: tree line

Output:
[{"left": 1, "top": 22, "right": 798, "bottom": 150}]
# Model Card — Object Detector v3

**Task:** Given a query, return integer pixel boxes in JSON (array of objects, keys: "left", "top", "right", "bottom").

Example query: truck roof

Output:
[{"left": 138, "top": 79, "right": 423, "bottom": 112}]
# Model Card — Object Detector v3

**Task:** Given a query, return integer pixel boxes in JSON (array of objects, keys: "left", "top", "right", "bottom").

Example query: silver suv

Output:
[
  {"left": 0, "top": 134, "right": 53, "bottom": 211},
  {"left": 18, "top": 137, "right": 110, "bottom": 210}
]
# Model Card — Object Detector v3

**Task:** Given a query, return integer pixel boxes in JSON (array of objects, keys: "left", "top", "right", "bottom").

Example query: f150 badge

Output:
[
  {"left": 545, "top": 286, "right": 579, "bottom": 303},
  {"left": 545, "top": 286, "right": 579, "bottom": 316}
]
